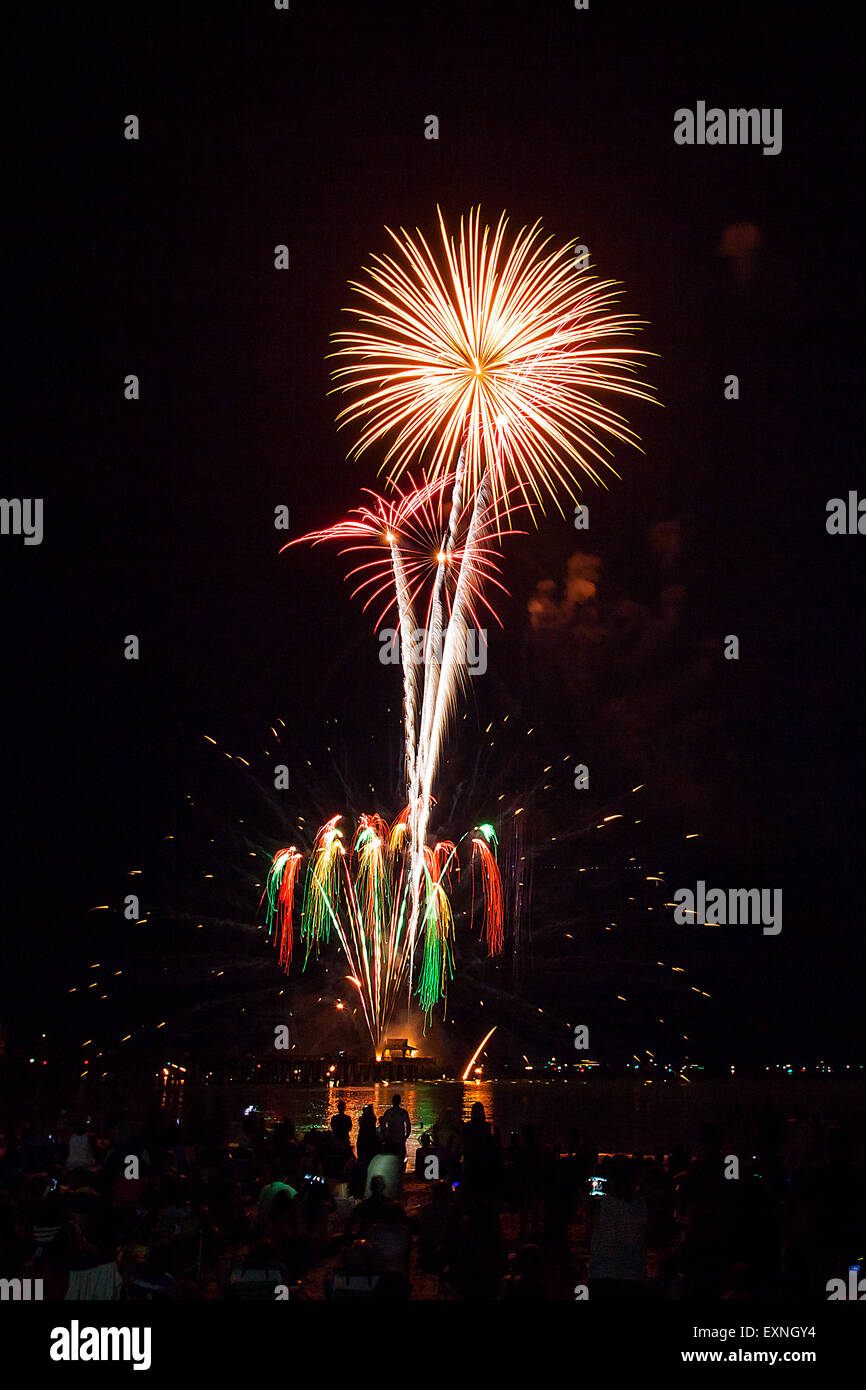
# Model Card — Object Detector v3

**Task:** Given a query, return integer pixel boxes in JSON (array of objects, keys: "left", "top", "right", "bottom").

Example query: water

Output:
[{"left": 167, "top": 1076, "right": 866, "bottom": 1163}]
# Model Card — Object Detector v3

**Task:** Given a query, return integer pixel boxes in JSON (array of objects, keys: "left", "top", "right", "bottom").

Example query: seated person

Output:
[{"left": 346, "top": 1176, "right": 406, "bottom": 1240}]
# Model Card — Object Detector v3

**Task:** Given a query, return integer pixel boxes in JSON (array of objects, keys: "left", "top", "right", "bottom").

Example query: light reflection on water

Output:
[
  {"left": 224, "top": 1082, "right": 503, "bottom": 1162},
  {"left": 238, "top": 1079, "right": 684, "bottom": 1162},
  {"left": 169, "top": 1077, "right": 866, "bottom": 1162}
]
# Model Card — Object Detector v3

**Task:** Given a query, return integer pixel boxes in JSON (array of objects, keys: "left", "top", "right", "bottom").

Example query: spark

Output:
[{"left": 462, "top": 1026, "right": 497, "bottom": 1082}]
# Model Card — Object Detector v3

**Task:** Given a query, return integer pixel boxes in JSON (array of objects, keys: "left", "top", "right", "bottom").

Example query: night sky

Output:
[{"left": 3, "top": 0, "right": 863, "bottom": 1067}]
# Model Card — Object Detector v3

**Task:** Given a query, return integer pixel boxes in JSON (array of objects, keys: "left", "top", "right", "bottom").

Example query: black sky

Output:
[{"left": 3, "top": 0, "right": 864, "bottom": 1062}]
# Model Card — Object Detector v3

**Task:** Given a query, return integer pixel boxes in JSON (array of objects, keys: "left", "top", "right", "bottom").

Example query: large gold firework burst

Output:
[{"left": 331, "top": 207, "right": 656, "bottom": 520}]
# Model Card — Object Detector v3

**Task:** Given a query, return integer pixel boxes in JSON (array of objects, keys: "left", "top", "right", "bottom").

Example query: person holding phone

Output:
[{"left": 587, "top": 1158, "right": 649, "bottom": 1299}]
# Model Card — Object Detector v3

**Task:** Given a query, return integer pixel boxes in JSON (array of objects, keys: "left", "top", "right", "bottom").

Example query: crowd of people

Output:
[{"left": 1, "top": 1094, "right": 864, "bottom": 1299}]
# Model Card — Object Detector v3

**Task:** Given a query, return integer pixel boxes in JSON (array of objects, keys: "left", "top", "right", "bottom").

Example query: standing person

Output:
[
  {"left": 351, "top": 1103, "right": 379, "bottom": 1199},
  {"left": 356, "top": 1104, "right": 379, "bottom": 1165},
  {"left": 272, "top": 1115, "right": 296, "bottom": 1165},
  {"left": 330, "top": 1100, "right": 352, "bottom": 1151},
  {"left": 432, "top": 1107, "right": 462, "bottom": 1181},
  {"left": 463, "top": 1102, "right": 501, "bottom": 1202},
  {"left": 380, "top": 1094, "right": 412, "bottom": 1163},
  {"left": 587, "top": 1158, "right": 649, "bottom": 1299},
  {"left": 65, "top": 1122, "right": 96, "bottom": 1173}
]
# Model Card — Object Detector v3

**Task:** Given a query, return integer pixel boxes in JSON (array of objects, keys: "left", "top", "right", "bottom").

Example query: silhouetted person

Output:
[
  {"left": 272, "top": 1116, "right": 296, "bottom": 1164},
  {"left": 357, "top": 1105, "right": 379, "bottom": 1165},
  {"left": 65, "top": 1122, "right": 96, "bottom": 1173},
  {"left": 588, "top": 1158, "right": 649, "bottom": 1300},
  {"left": 346, "top": 1175, "right": 405, "bottom": 1240},
  {"left": 330, "top": 1101, "right": 352, "bottom": 1150},
  {"left": 443, "top": 1203, "right": 505, "bottom": 1299},
  {"left": 380, "top": 1094, "right": 411, "bottom": 1161},
  {"left": 432, "top": 1108, "right": 461, "bottom": 1181},
  {"left": 417, "top": 1181, "right": 458, "bottom": 1271},
  {"left": 415, "top": 1132, "right": 435, "bottom": 1178}
]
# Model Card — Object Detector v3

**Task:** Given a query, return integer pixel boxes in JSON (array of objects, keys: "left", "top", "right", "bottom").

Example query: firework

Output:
[
  {"left": 329, "top": 210, "right": 653, "bottom": 986},
  {"left": 274, "top": 209, "right": 654, "bottom": 1041},
  {"left": 285, "top": 466, "right": 525, "bottom": 994},
  {"left": 260, "top": 846, "right": 302, "bottom": 966},
  {"left": 331, "top": 206, "right": 654, "bottom": 523},
  {"left": 261, "top": 810, "right": 503, "bottom": 1054},
  {"left": 471, "top": 826, "right": 504, "bottom": 955},
  {"left": 462, "top": 1025, "right": 498, "bottom": 1081},
  {"left": 284, "top": 474, "right": 516, "bottom": 833},
  {"left": 284, "top": 473, "right": 508, "bottom": 633}
]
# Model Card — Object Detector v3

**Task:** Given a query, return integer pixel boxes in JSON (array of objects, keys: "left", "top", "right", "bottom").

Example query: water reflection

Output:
[
  {"left": 183, "top": 1078, "right": 649, "bottom": 1161},
  {"left": 252, "top": 1082, "right": 494, "bottom": 1162},
  {"left": 156, "top": 1077, "right": 866, "bottom": 1160}
]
